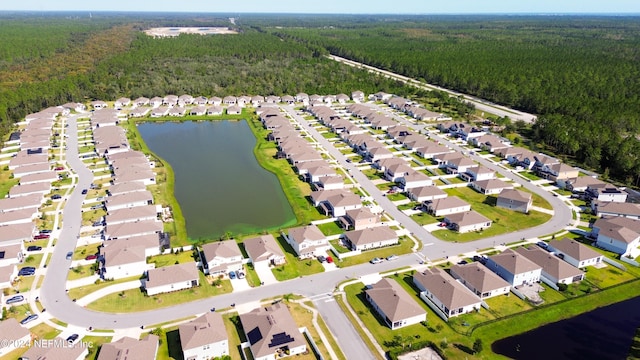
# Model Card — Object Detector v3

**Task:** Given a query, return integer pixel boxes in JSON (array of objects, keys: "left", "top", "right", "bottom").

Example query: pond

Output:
[
  {"left": 492, "top": 295, "right": 640, "bottom": 359},
  {"left": 138, "top": 120, "right": 296, "bottom": 240}
]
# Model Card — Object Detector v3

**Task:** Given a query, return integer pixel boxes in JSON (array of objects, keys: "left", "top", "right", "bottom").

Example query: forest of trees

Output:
[
  {"left": 1, "top": 14, "right": 639, "bottom": 185},
  {"left": 267, "top": 16, "right": 640, "bottom": 185}
]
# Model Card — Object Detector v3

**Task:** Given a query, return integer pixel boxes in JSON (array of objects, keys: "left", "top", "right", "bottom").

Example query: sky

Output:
[{"left": 1, "top": 0, "right": 640, "bottom": 14}]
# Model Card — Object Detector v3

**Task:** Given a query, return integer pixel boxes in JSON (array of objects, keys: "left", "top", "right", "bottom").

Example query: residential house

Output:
[
  {"left": 407, "top": 186, "right": 447, "bottom": 203},
  {"left": 104, "top": 220, "right": 163, "bottom": 240},
  {"left": 413, "top": 268, "right": 482, "bottom": 319},
  {"left": 547, "top": 237, "right": 604, "bottom": 268},
  {"left": 8, "top": 182, "right": 51, "bottom": 198},
  {"left": 591, "top": 216, "right": 640, "bottom": 256},
  {"left": 144, "top": 262, "right": 200, "bottom": 296},
  {"left": 0, "top": 265, "right": 18, "bottom": 290},
  {"left": 496, "top": 189, "right": 533, "bottom": 214},
  {"left": 21, "top": 341, "right": 88, "bottom": 360},
  {"left": 101, "top": 233, "right": 165, "bottom": 258},
  {"left": 0, "top": 222, "right": 35, "bottom": 246},
  {"left": 556, "top": 175, "right": 604, "bottom": 192},
  {"left": 97, "top": 335, "right": 159, "bottom": 360},
  {"left": 484, "top": 249, "right": 542, "bottom": 287},
  {"left": 106, "top": 181, "right": 147, "bottom": 196},
  {"left": 243, "top": 234, "right": 286, "bottom": 266},
  {"left": 515, "top": 246, "right": 585, "bottom": 285},
  {"left": 104, "top": 205, "right": 160, "bottom": 225},
  {"left": 105, "top": 190, "right": 154, "bottom": 212},
  {"left": 545, "top": 163, "right": 580, "bottom": 182},
  {"left": 227, "top": 105, "right": 242, "bottom": 115},
  {"left": 384, "top": 163, "right": 413, "bottom": 182},
  {"left": 471, "top": 178, "right": 513, "bottom": 195},
  {"left": 351, "top": 90, "right": 365, "bottom": 102},
  {"left": 460, "top": 166, "right": 495, "bottom": 182},
  {"left": 0, "top": 243, "right": 24, "bottom": 267},
  {"left": 0, "top": 318, "right": 31, "bottom": 357},
  {"left": 399, "top": 170, "right": 433, "bottom": 190},
  {"left": 179, "top": 312, "right": 229, "bottom": 360},
  {"left": 18, "top": 170, "right": 57, "bottom": 185},
  {"left": 424, "top": 196, "right": 471, "bottom": 217},
  {"left": 0, "top": 209, "right": 36, "bottom": 226},
  {"left": 201, "top": 240, "right": 244, "bottom": 276},
  {"left": 239, "top": 303, "right": 307, "bottom": 360},
  {"left": 286, "top": 224, "right": 328, "bottom": 259},
  {"left": 316, "top": 176, "right": 344, "bottom": 190},
  {"left": 365, "top": 278, "right": 426, "bottom": 329},
  {"left": 592, "top": 201, "right": 640, "bottom": 219},
  {"left": 470, "top": 134, "right": 509, "bottom": 152},
  {"left": 313, "top": 190, "right": 362, "bottom": 217},
  {"left": 586, "top": 183, "right": 628, "bottom": 203},
  {"left": 444, "top": 211, "right": 492, "bottom": 233},
  {"left": 100, "top": 243, "right": 152, "bottom": 280},
  {"left": 450, "top": 262, "right": 511, "bottom": 299},
  {"left": 339, "top": 207, "right": 379, "bottom": 231},
  {"left": 446, "top": 156, "right": 476, "bottom": 174},
  {"left": 342, "top": 226, "right": 398, "bottom": 251}
]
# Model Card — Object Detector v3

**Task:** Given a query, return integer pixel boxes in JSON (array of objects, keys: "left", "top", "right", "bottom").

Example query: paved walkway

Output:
[{"left": 531, "top": 205, "right": 555, "bottom": 215}]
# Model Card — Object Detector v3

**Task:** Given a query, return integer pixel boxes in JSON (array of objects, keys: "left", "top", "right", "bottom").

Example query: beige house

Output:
[
  {"left": 424, "top": 196, "right": 471, "bottom": 217},
  {"left": 444, "top": 211, "right": 492, "bottom": 233},
  {"left": 365, "top": 278, "right": 426, "bottom": 329},
  {"left": 243, "top": 234, "right": 286, "bottom": 266},
  {"left": 450, "top": 262, "right": 511, "bottom": 299},
  {"left": 144, "top": 262, "right": 200, "bottom": 296},
  {"left": 547, "top": 237, "right": 604, "bottom": 268},
  {"left": 413, "top": 268, "right": 483, "bottom": 319},
  {"left": 515, "top": 246, "right": 585, "bottom": 285},
  {"left": 339, "top": 207, "right": 380, "bottom": 231},
  {"left": 496, "top": 189, "right": 533, "bottom": 213},
  {"left": 0, "top": 318, "right": 31, "bottom": 357},
  {"left": 201, "top": 240, "right": 244, "bottom": 275},
  {"left": 286, "top": 224, "right": 328, "bottom": 259},
  {"left": 343, "top": 226, "right": 398, "bottom": 251}
]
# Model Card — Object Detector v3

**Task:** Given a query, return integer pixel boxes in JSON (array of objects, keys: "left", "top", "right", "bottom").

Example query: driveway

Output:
[{"left": 252, "top": 261, "right": 278, "bottom": 285}]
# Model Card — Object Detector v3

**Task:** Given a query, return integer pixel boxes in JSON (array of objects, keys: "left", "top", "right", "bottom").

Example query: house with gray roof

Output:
[
  {"left": 365, "top": 278, "right": 426, "bottom": 329},
  {"left": 515, "top": 246, "right": 585, "bottom": 285},
  {"left": 105, "top": 205, "right": 160, "bottom": 225},
  {"left": 0, "top": 264, "right": 18, "bottom": 290},
  {"left": 243, "top": 234, "right": 286, "bottom": 266},
  {"left": 450, "top": 262, "right": 511, "bottom": 299},
  {"left": 286, "top": 224, "right": 328, "bottom": 259},
  {"left": 339, "top": 207, "right": 379, "bottom": 231},
  {"left": 413, "top": 267, "right": 482, "bottom": 319},
  {"left": 97, "top": 335, "right": 159, "bottom": 360},
  {"left": 424, "top": 196, "right": 471, "bottom": 217},
  {"left": 591, "top": 216, "right": 640, "bottom": 256},
  {"left": 592, "top": 201, "right": 640, "bottom": 220},
  {"left": 485, "top": 249, "right": 542, "bottom": 287},
  {"left": 179, "top": 312, "right": 229, "bottom": 360},
  {"left": 0, "top": 222, "right": 35, "bottom": 246},
  {"left": 343, "top": 226, "right": 398, "bottom": 251},
  {"left": 105, "top": 190, "right": 154, "bottom": 212},
  {"left": 471, "top": 178, "right": 513, "bottom": 195},
  {"left": 104, "top": 219, "right": 163, "bottom": 240},
  {"left": 0, "top": 318, "right": 31, "bottom": 357},
  {"left": 201, "top": 240, "right": 244, "bottom": 275},
  {"left": 144, "top": 262, "right": 200, "bottom": 296},
  {"left": 444, "top": 211, "right": 492, "bottom": 233},
  {"left": 547, "top": 237, "right": 604, "bottom": 268},
  {"left": 100, "top": 243, "right": 152, "bottom": 280},
  {"left": 496, "top": 189, "right": 532, "bottom": 213},
  {"left": 408, "top": 185, "right": 447, "bottom": 203}
]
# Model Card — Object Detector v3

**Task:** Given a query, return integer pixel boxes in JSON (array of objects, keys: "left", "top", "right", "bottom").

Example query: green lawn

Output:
[
  {"left": 332, "top": 237, "right": 414, "bottom": 268},
  {"left": 316, "top": 221, "right": 344, "bottom": 236},
  {"left": 387, "top": 192, "right": 409, "bottom": 202},
  {"left": 271, "top": 234, "right": 325, "bottom": 281},
  {"left": 67, "top": 264, "right": 97, "bottom": 281},
  {"left": 67, "top": 275, "right": 142, "bottom": 300},
  {"left": 432, "top": 187, "right": 552, "bottom": 242},
  {"left": 86, "top": 272, "right": 232, "bottom": 312},
  {"left": 519, "top": 171, "right": 543, "bottom": 181},
  {"left": 243, "top": 263, "right": 261, "bottom": 288},
  {"left": 411, "top": 212, "right": 440, "bottom": 226},
  {"left": 73, "top": 242, "right": 101, "bottom": 260},
  {"left": 147, "top": 250, "right": 198, "bottom": 268}
]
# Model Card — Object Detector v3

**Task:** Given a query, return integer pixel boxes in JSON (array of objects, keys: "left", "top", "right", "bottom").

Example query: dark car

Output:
[
  {"left": 40, "top": 229, "right": 52, "bottom": 234},
  {"left": 457, "top": 260, "right": 468, "bottom": 265},
  {"left": 81, "top": 189, "right": 88, "bottom": 195},
  {"left": 66, "top": 252, "right": 73, "bottom": 260},
  {"left": 20, "top": 314, "right": 38, "bottom": 325},
  {"left": 317, "top": 255, "right": 326, "bottom": 263},
  {"left": 66, "top": 334, "right": 79, "bottom": 345},
  {"left": 27, "top": 246, "right": 42, "bottom": 251},
  {"left": 18, "top": 267, "right": 36, "bottom": 276},
  {"left": 537, "top": 241, "right": 549, "bottom": 250},
  {"left": 51, "top": 194, "right": 62, "bottom": 200},
  {"left": 6, "top": 295, "right": 24, "bottom": 304}
]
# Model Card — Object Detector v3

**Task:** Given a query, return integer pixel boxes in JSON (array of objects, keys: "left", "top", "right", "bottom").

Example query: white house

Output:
[
  {"left": 444, "top": 211, "right": 492, "bottom": 233},
  {"left": 286, "top": 224, "right": 328, "bottom": 259},
  {"left": 547, "top": 237, "right": 604, "bottom": 268},
  {"left": 591, "top": 216, "right": 640, "bottom": 256},
  {"left": 342, "top": 226, "right": 398, "bottom": 251},
  {"left": 144, "top": 262, "right": 200, "bottom": 296},
  {"left": 179, "top": 312, "right": 229, "bottom": 360},
  {"left": 485, "top": 249, "right": 542, "bottom": 287},
  {"left": 201, "top": 240, "right": 244, "bottom": 275},
  {"left": 515, "top": 246, "right": 585, "bottom": 285},
  {"left": 450, "top": 262, "right": 511, "bottom": 299},
  {"left": 424, "top": 196, "right": 471, "bottom": 217},
  {"left": 365, "top": 278, "right": 426, "bottom": 329},
  {"left": 413, "top": 268, "right": 482, "bottom": 319}
]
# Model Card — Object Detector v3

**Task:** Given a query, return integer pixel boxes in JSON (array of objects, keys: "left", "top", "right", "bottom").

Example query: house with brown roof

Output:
[
  {"left": 450, "top": 262, "right": 511, "bottom": 299},
  {"left": 547, "top": 237, "right": 604, "bottom": 268},
  {"left": 8, "top": 182, "right": 51, "bottom": 199},
  {"left": 106, "top": 181, "right": 147, "bottom": 196},
  {"left": 201, "top": 240, "right": 244, "bottom": 276},
  {"left": 101, "top": 233, "right": 165, "bottom": 258},
  {"left": 243, "top": 235, "right": 286, "bottom": 266},
  {"left": 239, "top": 303, "right": 307, "bottom": 360},
  {"left": 496, "top": 189, "right": 533, "bottom": 214},
  {"left": 0, "top": 264, "right": 18, "bottom": 290},
  {"left": 407, "top": 186, "right": 448, "bottom": 203},
  {"left": 485, "top": 249, "right": 542, "bottom": 287},
  {"left": 339, "top": 207, "right": 379, "bottom": 231},
  {"left": 144, "top": 262, "right": 200, "bottom": 296},
  {"left": 105, "top": 190, "right": 154, "bottom": 212},
  {"left": 413, "top": 268, "right": 482, "bottom": 319},
  {"left": 21, "top": 339, "right": 88, "bottom": 360},
  {"left": 104, "top": 219, "right": 163, "bottom": 240},
  {"left": 0, "top": 222, "right": 35, "bottom": 246},
  {"left": 100, "top": 243, "right": 152, "bottom": 280},
  {"left": 384, "top": 163, "right": 413, "bottom": 182},
  {"left": 286, "top": 224, "right": 328, "bottom": 259},
  {"left": 444, "top": 211, "right": 492, "bottom": 233},
  {"left": 586, "top": 183, "right": 628, "bottom": 203},
  {"left": 316, "top": 190, "right": 362, "bottom": 217},
  {"left": 591, "top": 216, "right": 640, "bottom": 256},
  {"left": 12, "top": 163, "right": 52, "bottom": 178},
  {"left": 365, "top": 278, "right": 426, "bottom": 329},
  {"left": 399, "top": 170, "right": 433, "bottom": 190},
  {"left": 461, "top": 166, "right": 495, "bottom": 182},
  {"left": 592, "top": 201, "right": 640, "bottom": 219},
  {"left": 515, "top": 246, "right": 585, "bottom": 285},
  {"left": 104, "top": 205, "right": 160, "bottom": 225},
  {"left": 0, "top": 318, "right": 31, "bottom": 357},
  {"left": 0, "top": 209, "right": 36, "bottom": 226},
  {"left": 342, "top": 226, "right": 398, "bottom": 251},
  {"left": 316, "top": 175, "right": 344, "bottom": 190},
  {"left": 0, "top": 243, "right": 24, "bottom": 268},
  {"left": 179, "top": 312, "right": 229, "bottom": 360},
  {"left": 424, "top": 196, "right": 471, "bottom": 217},
  {"left": 97, "top": 335, "right": 159, "bottom": 360},
  {"left": 471, "top": 178, "right": 514, "bottom": 195}
]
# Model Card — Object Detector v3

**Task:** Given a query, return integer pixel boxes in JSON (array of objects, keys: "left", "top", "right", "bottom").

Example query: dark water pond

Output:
[
  {"left": 492, "top": 295, "right": 640, "bottom": 359},
  {"left": 138, "top": 120, "right": 296, "bottom": 240}
]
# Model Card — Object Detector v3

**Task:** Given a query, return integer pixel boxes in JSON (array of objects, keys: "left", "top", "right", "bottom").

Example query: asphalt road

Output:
[{"left": 327, "top": 54, "right": 538, "bottom": 123}]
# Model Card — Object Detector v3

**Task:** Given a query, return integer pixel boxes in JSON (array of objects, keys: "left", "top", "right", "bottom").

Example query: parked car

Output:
[
  {"left": 81, "top": 189, "right": 88, "bottom": 195},
  {"left": 317, "top": 255, "right": 326, "bottom": 263},
  {"left": 27, "top": 246, "right": 42, "bottom": 251},
  {"left": 370, "top": 257, "right": 383, "bottom": 264},
  {"left": 85, "top": 254, "right": 98, "bottom": 261},
  {"left": 236, "top": 271, "right": 245, "bottom": 279},
  {"left": 228, "top": 271, "right": 236, "bottom": 279},
  {"left": 326, "top": 256, "right": 334, "bottom": 263},
  {"left": 18, "top": 267, "right": 36, "bottom": 276},
  {"left": 472, "top": 255, "right": 483, "bottom": 262},
  {"left": 20, "top": 314, "right": 38, "bottom": 325},
  {"left": 66, "top": 334, "right": 79, "bottom": 345},
  {"left": 33, "top": 234, "right": 49, "bottom": 240},
  {"left": 66, "top": 252, "right": 73, "bottom": 260},
  {"left": 90, "top": 204, "right": 103, "bottom": 210},
  {"left": 386, "top": 254, "right": 399, "bottom": 261},
  {"left": 537, "top": 241, "right": 549, "bottom": 250},
  {"left": 52, "top": 194, "right": 62, "bottom": 200},
  {"left": 39, "top": 229, "right": 52, "bottom": 234},
  {"left": 92, "top": 221, "right": 104, "bottom": 227},
  {"left": 457, "top": 260, "right": 468, "bottom": 265},
  {"left": 6, "top": 295, "right": 24, "bottom": 304},
  {"left": 54, "top": 166, "right": 64, "bottom": 171}
]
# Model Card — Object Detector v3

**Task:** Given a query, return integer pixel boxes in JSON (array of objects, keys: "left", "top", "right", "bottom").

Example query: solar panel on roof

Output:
[
  {"left": 247, "top": 327, "right": 263, "bottom": 345},
  {"left": 268, "top": 332, "right": 294, "bottom": 348}
]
